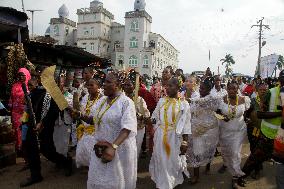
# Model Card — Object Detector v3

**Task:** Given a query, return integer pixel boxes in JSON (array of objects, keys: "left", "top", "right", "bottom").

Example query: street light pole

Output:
[
  {"left": 26, "top": 9, "right": 43, "bottom": 39},
  {"left": 251, "top": 17, "right": 270, "bottom": 76}
]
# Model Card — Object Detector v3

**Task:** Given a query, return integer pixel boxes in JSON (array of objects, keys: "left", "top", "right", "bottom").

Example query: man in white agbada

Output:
[
  {"left": 150, "top": 78, "right": 191, "bottom": 189},
  {"left": 71, "top": 73, "right": 137, "bottom": 189}
]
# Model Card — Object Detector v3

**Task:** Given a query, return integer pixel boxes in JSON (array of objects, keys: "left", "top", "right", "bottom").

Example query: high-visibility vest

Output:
[{"left": 261, "top": 87, "right": 281, "bottom": 139}]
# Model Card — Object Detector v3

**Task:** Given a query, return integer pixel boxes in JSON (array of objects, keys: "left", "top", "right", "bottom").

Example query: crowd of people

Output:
[{"left": 3, "top": 65, "right": 284, "bottom": 189}]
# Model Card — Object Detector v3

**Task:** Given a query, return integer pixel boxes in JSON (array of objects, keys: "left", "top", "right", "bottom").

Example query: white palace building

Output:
[{"left": 45, "top": 0, "right": 179, "bottom": 77}]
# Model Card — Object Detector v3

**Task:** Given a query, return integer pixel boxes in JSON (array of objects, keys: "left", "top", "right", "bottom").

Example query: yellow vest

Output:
[{"left": 261, "top": 87, "right": 281, "bottom": 139}]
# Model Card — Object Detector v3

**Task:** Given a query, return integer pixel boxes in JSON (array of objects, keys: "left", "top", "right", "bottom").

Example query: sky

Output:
[{"left": 1, "top": 0, "right": 284, "bottom": 76}]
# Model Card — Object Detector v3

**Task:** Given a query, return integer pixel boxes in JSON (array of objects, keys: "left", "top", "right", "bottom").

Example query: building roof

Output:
[
  {"left": 134, "top": 0, "right": 146, "bottom": 11},
  {"left": 0, "top": 7, "right": 29, "bottom": 43},
  {"left": 25, "top": 41, "right": 111, "bottom": 69},
  {"left": 111, "top": 22, "right": 125, "bottom": 28},
  {"left": 58, "top": 4, "right": 69, "bottom": 18},
  {"left": 50, "top": 17, "right": 76, "bottom": 27},
  {"left": 125, "top": 10, "right": 152, "bottom": 23},
  {"left": 149, "top": 32, "right": 179, "bottom": 53}
]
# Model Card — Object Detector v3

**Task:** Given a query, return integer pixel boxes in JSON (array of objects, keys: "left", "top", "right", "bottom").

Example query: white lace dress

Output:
[
  {"left": 149, "top": 98, "right": 191, "bottom": 189},
  {"left": 218, "top": 97, "right": 250, "bottom": 177},
  {"left": 53, "top": 92, "right": 73, "bottom": 157},
  {"left": 135, "top": 96, "right": 150, "bottom": 157},
  {"left": 187, "top": 94, "right": 220, "bottom": 167},
  {"left": 210, "top": 87, "right": 227, "bottom": 98},
  {"left": 87, "top": 94, "right": 137, "bottom": 189},
  {"left": 75, "top": 95, "right": 99, "bottom": 167}
]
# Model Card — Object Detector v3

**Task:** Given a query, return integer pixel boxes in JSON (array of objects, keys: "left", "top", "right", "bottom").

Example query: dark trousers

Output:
[
  {"left": 39, "top": 125, "right": 68, "bottom": 168},
  {"left": 242, "top": 131, "right": 274, "bottom": 176},
  {"left": 24, "top": 127, "right": 41, "bottom": 179}
]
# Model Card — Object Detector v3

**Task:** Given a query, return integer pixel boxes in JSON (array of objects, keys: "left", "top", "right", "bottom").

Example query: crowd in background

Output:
[{"left": 2, "top": 65, "right": 284, "bottom": 189}]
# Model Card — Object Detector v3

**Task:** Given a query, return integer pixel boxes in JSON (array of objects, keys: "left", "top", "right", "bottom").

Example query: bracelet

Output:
[{"left": 181, "top": 141, "right": 188, "bottom": 146}]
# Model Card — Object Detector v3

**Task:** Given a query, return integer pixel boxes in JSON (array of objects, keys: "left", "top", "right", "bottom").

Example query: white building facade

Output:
[
  {"left": 45, "top": 0, "right": 179, "bottom": 77},
  {"left": 47, "top": 4, "right": 77, "bottom": 46}
]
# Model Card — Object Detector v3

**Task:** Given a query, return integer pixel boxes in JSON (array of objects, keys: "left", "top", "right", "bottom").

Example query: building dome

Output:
[
  {"left": 134, "top": 0, "right": 146, "bottom": 11},
  {"left": 90, "top": 0, "right": 103, "bottom": 8},
  {"left": 58, "top": 4, "right": 69, "bottom": 18},
  {"left": 45, "top": 26, "right": 50, "bottom": 36}
]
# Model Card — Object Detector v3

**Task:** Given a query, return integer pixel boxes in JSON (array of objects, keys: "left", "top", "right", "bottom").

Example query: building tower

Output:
[
  {"left": 48, "top": 4, "right": 77, "bottom": 46},
  {"left": 77, "top": 0, "right": 114, "bottom": 58},
  {"left": 123, "top": 0, "right": 152, "bottom": 75}
]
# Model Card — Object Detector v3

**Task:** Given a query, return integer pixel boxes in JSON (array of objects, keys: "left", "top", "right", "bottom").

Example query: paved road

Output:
[{"left": 0, "top": 143, "right": 277, "bottom": 189}]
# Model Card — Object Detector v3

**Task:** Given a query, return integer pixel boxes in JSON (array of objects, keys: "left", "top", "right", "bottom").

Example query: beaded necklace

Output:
[
  {"left": 94, "top": 95, "right": 121, "bottom": 127},
  {"left": 227, "top": 95, "right": 239, "bottom": 119},
  {"left": 85, "top": 94, "right": 100, "bottom": 116},
  {"left": 162, "top": 97, "right": 181, "bottom": 157}
]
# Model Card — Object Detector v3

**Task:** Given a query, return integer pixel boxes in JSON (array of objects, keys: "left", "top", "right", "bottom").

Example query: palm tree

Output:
[{"left": 220, "top": 54, "right": 235, "bottom": 77}]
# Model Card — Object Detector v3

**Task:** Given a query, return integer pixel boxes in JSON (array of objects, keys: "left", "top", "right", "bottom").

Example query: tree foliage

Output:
[{"left": 220, "top": 54, "right": 235, "bottom": 77}]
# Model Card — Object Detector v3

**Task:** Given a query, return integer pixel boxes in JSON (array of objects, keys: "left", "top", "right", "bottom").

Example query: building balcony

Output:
[
  {"left": 115, "top": 47, "right": 124, "bottom": 52},
  {"left": 125, "top": 11, "right": 152, "bottom": 23}
]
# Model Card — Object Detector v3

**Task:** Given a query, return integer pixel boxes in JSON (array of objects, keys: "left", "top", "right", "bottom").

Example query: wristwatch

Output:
[{"left": 112, "top": 143, "right": 119, "bottom": 149}]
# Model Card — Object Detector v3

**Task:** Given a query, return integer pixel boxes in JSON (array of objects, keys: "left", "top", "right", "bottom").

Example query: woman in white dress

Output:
[
  {"left": 181, "top": 75, "right": 199, "bottom": 100},
  {"left": 75, "top": 78, "right": 103, "bottom": 167},
  {"left": 210, "top": 75, "right": 227, "bottom": 98},
  {"left": 71, "top": 72, "right": 137, "bottom": 189},
  {"left": 217, "top": 81, "right": 250, "bottom": 188},
  {"left": 122, "top": 70, "right": 150, "bottom": 157},
  {"left": 187, "top": 78, "right": 221, "bottom": 184},
  {"left": 149, "top": 77, "right": 191, "bottom": 189}
]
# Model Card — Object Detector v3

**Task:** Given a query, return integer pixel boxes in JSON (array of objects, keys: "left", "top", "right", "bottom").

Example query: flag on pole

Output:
[{"left": 209, "top": 50, "right": 211, "bottom": 61}]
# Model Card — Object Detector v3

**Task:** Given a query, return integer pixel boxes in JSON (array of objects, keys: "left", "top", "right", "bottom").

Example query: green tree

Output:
[
  {"left": 220, "top": 54, "right": 235, "bottom": 77},
  {"left": 276, "top": 55, "right": 284, "bottom": 71}
]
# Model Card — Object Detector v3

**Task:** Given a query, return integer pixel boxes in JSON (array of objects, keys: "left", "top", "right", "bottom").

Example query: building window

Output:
[
  {"left": 149, "top": 40, "right": 155, "bottom": 48},
  {"left": 104, "top": 28, "right": 107, "bottom": 36},
  {"left": 84, "top": 28, "right": 89, "bottom": 35},
  {"left": 82, "top": 43, "right": 87, "bottom": 50},
  {"left": 129, "top": 55, "right": 138, "bottom": 67},
  {"left": 90, "top": 27, "right": 95, "bottom": 35},
  {"left": 90, "top": 43, "right": 94, "bottom": 51},
  {"left": 143, "top": 55, "right": 149, "bottom": 68},
  {"left": 118, "top": 55, "right": 124, "bottom": 67},
  {"left": 54, "top": 25, "right": 59, "bottom": 36},
  {"left": 130, "top": 37, "right": 138, "bottom": 48},
  {"left": 130, "top": 20, "right": 139, "bottom": 32},
  {"left": 65, "top": 26, "right": 69, "bottom": 36}
]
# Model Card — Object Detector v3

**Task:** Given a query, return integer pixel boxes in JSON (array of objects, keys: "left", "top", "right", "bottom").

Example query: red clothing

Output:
[
  {"left": 139, "top": 86, "right": 156, "bottom": 114},
  {"left": 150, "top": 82, "right": 167, "bottom": 103},
  {"left": 243, "top": 84, "right": 254, "bottom": 96},
  {"left": 9, "top": 68, "right": 31, "bottom": 150}
]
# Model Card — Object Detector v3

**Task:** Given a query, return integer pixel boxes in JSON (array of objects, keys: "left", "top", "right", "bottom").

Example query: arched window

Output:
[
  {"left": 65, "top": 26, "right": 69, "bottom": 36},
  {"left": 143, "top": 55, "right": 149, "bottom": 68},
  {"left": 90, "top": 27, "right": 95, "bottom": 35},
  {"left": 84, "top": 27, "right": 89, "bottom": 35},
  {"left": 149, "top": 40, "right": 155, "bottom": 48},
  {"left": 130, "top": 37, "right": 138, "bottom": 48},
  {"left": 130, "top": 20, "right": 139, "bottom": 32},
  {"left": 90, "top": 43, "right": 95, "bottom": 51},
  {"left": 54, "top": 25, "right": 59, "bottom": 36},
  {"left": 129, "top": 55, "right": 138, "bottom": 67},
  {"left": 118, "top": 55, "right": 124, "bottom": 67}
]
